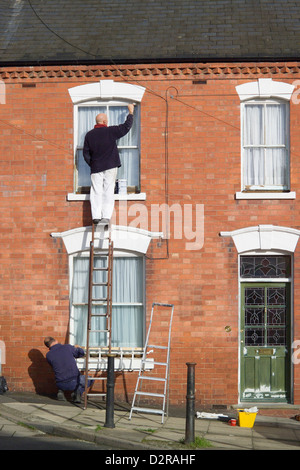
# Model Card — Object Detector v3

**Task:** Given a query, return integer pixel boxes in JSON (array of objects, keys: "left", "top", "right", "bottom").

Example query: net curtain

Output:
[
  {"left": 72, "top": 257, "right": 144, "bottom": 348},
  {"left": 243, "top": 103, "right": 287, "bottom": 188},
  {"left": 77, "top": 105, "right": 140, "bottom": 187}
]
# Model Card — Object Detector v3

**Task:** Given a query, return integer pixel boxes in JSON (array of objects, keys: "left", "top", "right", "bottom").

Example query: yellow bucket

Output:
[{"left": 238, "top": 410, "right": 257, "bottom": 428}]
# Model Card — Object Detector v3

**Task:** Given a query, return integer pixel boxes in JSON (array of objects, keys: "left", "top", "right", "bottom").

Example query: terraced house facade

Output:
[{"left": 1, "top": 0, "right": 300, "bottom": 414}]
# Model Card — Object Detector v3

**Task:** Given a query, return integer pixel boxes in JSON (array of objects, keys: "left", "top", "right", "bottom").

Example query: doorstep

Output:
[{"left": 230, "top": 403, "right": 300, "bottom": 418}]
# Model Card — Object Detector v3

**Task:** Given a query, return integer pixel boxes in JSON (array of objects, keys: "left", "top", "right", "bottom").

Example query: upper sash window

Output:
[
  {"left": 236, "top": 79, "right": 294, "bottom": 193},
  {"left": 242, "top": 99, "right": 289, "bottom": 190},
  {"left": 68, "top": 80, "right": 145, "bottom": 194},
  {"left": 76, "top": 102, "right": 140, "bottom": 193}
]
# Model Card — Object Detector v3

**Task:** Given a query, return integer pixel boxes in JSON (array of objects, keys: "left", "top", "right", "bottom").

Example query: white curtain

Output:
[
  {"left": 72, "top": 256, "right": 144, "bottom": 348},
  {"left": 77, "top": 106, "right": 106, "bottom": 187},
  {"left": 77, "top": 105, "right": 139, "bottom": 188},
  {"left": 243, "top": 103, "right": 287, "bottom": 188},
  {"left": 265, "top": 105, "right": 287, "bottom": 186}
]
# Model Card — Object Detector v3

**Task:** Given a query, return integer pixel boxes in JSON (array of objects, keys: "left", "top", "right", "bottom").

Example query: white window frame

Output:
[
  {"left": 74, "top": 99, "right": 141, "bottom": 193},
  {"left": 69, "top": 250, "right": 149, "bottom": 371},
  {"left": 67, "top": 80, "right": 146, "bottom": 202},
  {"left": 241, "top": 98, "right": 290, "bottom": 192},
  {"left": 69, "top": 250, "right": 145, "bottom": 338},
  {"left": 235, "top": 78, "right": 296, "bottom": 200}
]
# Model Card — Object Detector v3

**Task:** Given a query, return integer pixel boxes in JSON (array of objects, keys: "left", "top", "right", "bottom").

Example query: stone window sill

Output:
[
  {"left": 67, "top": 193, "right": 146, "bottom": 201},
  {"left": 235, "top": 192, "right": 296, "bottom": 200}
]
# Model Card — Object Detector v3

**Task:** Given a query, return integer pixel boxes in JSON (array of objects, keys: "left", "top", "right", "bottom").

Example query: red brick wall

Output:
[{"left": 0, "top": 63, "right": 300, "bottom": 408}]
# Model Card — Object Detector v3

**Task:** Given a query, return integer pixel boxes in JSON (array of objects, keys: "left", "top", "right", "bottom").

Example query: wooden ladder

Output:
[{"left": 83, "top": 222, "right": 113, "bottom": 409}]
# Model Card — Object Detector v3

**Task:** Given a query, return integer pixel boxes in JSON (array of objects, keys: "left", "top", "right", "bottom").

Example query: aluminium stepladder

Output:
[
  {"left": 129, "top": 302, "right": 174, "bottom": 423},
  {"left": 83, "top": 222, "right": 114, "bottom": 409}
]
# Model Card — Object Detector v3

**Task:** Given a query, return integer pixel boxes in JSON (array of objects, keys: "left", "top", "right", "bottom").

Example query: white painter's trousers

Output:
[{"left": 90, "top": 167, "right": 117, "bottom": 220}]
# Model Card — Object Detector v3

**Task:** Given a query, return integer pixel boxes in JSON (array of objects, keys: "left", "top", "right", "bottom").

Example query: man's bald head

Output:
[{"left": 95, "top": 113, "right": 108, "bottom": 125}]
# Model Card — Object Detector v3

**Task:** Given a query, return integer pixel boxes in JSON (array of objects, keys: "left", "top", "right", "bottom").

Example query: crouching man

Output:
[{"left": 44, "top": 336, "right": 93, "bottom": 403}]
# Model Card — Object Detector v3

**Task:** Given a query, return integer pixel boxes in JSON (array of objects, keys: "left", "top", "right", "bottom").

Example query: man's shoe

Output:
[
  {"left": 57, "top": 390, "right": 66, "bottom": 401},
  {"left": 93, "top": 219, "right": 100, "bottom": 224},
  {"left": 72, "top": 389, "right": 81, "bottom": 404}
]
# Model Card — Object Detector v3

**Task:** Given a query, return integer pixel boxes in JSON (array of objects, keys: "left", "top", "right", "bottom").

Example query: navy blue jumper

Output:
[
  {"left": 83, "top": 113, "right": 133, "bottom": 174},
  {"left": 46, "top": 343, "right": 84, "bottom": 390}
]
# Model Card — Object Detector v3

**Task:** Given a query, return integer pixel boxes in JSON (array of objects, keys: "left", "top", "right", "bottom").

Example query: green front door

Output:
[{"left": 240, "top": 283, "right": 291, "bottom": 402}]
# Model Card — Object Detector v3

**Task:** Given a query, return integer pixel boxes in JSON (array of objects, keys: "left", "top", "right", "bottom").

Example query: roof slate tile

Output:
[{"left": 0, "top": 0, "right": 300, "bottom": 64}]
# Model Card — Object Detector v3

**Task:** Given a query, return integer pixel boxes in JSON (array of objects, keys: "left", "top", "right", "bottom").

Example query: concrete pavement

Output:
[{"left": 1, "top": 392, "right": 300, "bottom": 450}]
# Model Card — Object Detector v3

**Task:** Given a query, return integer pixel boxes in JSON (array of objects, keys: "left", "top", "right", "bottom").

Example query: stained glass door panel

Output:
[{"left": 240, "top": 283, "right": 291, "bottom": 402}]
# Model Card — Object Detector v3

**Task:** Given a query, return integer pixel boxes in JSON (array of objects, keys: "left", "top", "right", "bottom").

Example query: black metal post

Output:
[
  {"left": 185, "top": 362, "right": 196, "bottom": 444},
  {"left": 104, "top": 354, "right": 115, "bottom": 428}
]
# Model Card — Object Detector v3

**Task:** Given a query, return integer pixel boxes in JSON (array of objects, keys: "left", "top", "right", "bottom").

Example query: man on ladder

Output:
[
  {"left": 83, "top": 103, "right": 134, "bottom": 226},
  {"left": 82, "top": 103, "right": 133, "bottom": 411}
]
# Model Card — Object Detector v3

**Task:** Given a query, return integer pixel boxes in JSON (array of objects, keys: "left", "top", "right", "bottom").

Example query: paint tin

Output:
[
  {"left": 118, "top": 179, "right": 127, "bottom": 195},
  {"left": 229, "top": 419, "right": 237, "bottom": 426}
]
